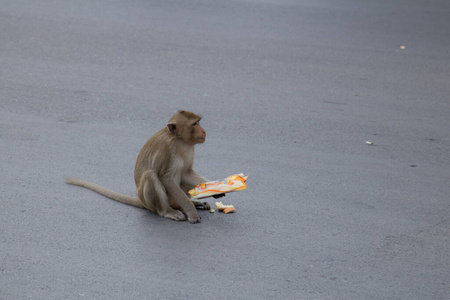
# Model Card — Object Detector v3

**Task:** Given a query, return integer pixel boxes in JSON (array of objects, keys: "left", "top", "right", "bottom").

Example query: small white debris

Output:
[
  {"left": 400, "top": 45, "right": 405, "bottom": 50},
  {"left": 366, "top": 141, "right": 374, "bottom": 145}
]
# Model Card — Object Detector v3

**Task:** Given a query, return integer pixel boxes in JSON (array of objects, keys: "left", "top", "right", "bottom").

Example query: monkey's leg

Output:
[
  {"left": 181, "top": 187, "right": 210, "bottom": 210},
  {"left": 137, "top": 170, "right": 186, "bottom": 221},
  {"left": 164, "top": 181, "right": 201, "bottom": 224}
]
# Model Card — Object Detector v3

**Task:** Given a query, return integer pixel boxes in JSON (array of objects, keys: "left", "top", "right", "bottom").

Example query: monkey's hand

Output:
[
  {"left": 191, "top": 200, "right": 211, "bottom": 210},
  {"left": 212, "top": 193, "right": 226, "bottom": 199}
]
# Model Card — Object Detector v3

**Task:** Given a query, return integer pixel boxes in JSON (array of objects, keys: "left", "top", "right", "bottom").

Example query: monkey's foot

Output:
[
  {"left": 187, "top": 215, "right": 202, "bottom": 224},
  {"left": 164, "top": 209, "right": 186, "bottom": 221},
  {"left": 179, "top": 208, "right": 202, "bottom": 224}
]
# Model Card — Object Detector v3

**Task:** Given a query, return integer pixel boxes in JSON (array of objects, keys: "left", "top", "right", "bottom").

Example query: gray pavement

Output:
[{"left": 1, "top": 0, "right": 449, "bottom": 299}]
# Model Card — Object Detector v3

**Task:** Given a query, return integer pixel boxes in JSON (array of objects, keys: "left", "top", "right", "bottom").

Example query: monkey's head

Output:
[{"left": 167, "top": 110, "right": 206, "bottom": 145}]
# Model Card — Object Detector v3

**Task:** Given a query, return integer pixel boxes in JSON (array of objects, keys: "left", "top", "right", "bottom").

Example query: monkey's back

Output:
[{"left": 134, "top": 127, "right": 176, "bottom": 187}]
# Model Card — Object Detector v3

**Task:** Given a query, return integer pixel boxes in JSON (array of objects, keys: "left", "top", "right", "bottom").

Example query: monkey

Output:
[{"left": 65, "top": 110, "right": 224, "bottom": 223}]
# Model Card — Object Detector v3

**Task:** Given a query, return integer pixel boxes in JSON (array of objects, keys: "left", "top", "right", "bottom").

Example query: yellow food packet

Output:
[{"left": 188, "top": 173, "right": 249, "bottom": 199}]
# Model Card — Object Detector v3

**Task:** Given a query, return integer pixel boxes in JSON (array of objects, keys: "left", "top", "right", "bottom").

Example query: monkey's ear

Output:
[{"left": 167, "top": 123, "right": 177, "bottom": 134}]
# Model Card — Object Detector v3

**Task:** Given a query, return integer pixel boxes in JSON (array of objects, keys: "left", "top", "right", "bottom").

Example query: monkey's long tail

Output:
[{"left": 65, "top": 177, "right": 145, "bottom": 209}]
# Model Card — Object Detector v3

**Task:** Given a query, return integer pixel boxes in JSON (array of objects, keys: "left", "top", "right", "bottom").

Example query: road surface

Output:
[{"left": 1, "top": 0, "right": 449, "bottom": 299}]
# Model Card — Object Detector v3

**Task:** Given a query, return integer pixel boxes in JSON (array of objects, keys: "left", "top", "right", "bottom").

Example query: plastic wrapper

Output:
[{"left": 188, "top": 173, "right": 249, "bottom": 199}]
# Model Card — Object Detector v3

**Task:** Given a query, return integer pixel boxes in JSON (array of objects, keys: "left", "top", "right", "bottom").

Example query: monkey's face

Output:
[
  {"left": 190, "top": 120, "right": 206, "bottom": 145},
  {"left": 167, "top": 111, "right": 206, "bottom": 146}
]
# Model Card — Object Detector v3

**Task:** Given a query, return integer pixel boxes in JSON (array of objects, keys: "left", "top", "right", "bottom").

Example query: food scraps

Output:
[{"left": 215, "top": 202, "right": 235, "bottom": 214}]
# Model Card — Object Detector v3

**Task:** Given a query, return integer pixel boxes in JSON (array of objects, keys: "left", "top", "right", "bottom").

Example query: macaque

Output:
[{"left": 65, "top": 110, "right": 224, "bottom": 223}]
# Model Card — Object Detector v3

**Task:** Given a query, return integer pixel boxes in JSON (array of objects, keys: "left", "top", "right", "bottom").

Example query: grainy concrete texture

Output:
[{"left": 1, "top": 0, "right": 449, "bottom": 299}]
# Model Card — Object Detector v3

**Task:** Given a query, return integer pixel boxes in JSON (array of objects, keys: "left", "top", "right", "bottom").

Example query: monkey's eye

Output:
[{"left": 193, "top": 121, "right": 200, "bottom": 126}]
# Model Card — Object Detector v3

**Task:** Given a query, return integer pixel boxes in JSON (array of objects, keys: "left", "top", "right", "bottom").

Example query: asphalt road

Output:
[{"left": 1, "top": 0, "right": 449, "bottom": 299}]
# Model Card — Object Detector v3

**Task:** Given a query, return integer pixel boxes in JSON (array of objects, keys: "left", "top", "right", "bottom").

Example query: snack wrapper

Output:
[{"left": 188, "top": 173, "right": 249, "bottom": 199}]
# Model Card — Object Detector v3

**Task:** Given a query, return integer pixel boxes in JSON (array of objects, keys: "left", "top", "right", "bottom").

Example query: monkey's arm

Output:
[
  {"left": 181, "top": 169, "right": 207, "bottom": 190},
  {"left": 183, "top": 170, "right": 226, "bottom": 199}
]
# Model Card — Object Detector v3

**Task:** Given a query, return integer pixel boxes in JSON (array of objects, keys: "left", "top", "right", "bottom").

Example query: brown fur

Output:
[{"left": 66, "top": 110, "right": 213, "bottom": 223}]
